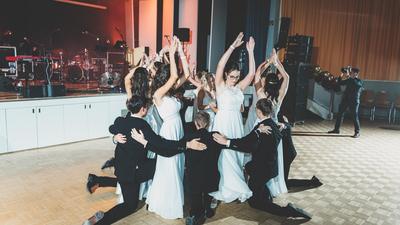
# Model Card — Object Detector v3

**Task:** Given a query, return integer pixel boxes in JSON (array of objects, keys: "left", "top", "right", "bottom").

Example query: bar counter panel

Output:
[{"left": 0, "top": 93, "right": 127, "bottom": 153}]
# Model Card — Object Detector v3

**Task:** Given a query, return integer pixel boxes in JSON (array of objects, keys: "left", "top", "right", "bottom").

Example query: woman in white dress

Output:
[
  {"left": 209, "top": 32, "right": 255, "bottom": 203},
  {"left": 255, "top": 49, "right": 290, "bottom": 197},
  {"left": 243, "top": 60, "right": 273, "bottom": 164},
  {"left": 195, "top": 72, "right": 217, "bottom": 131},
  {"left": 115, "top": 55, "right": 164, "bottom": 202},
  {"left": 145, "top": 36, "right": 190, "bottom": 219},
  {"left": 244, "top": 85, "right": 258, "bottom": 135}
]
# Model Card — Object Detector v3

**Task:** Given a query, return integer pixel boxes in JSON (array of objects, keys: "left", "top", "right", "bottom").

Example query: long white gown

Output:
[
  {"left": 244, "top": 86, "right": 258, "bottom": 135},
  {"left": 138, "top": 105, "right": 163, "bottom": 200},
  {"left": 243, "top": 86, "right": 258, "bottom": 164},
  {"left": 266, "top": 103, "right": 288, "bottom": 197},
  {"left": 202, "top": 92, "right": 216, "bottom": 131},
  {"left": 253, "top": 102, "right": 288, "bottom": 197},
  {"left": 145, "top": 96, "right": 185, "bottom": 219},
  {"left": 209, "top": 85, "right": 252, "bottom": 203}
]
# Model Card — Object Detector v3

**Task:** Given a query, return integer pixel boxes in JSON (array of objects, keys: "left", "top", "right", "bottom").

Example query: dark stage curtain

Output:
[{"left": 245, "top": 0, "right": 271, "bottom": 66}]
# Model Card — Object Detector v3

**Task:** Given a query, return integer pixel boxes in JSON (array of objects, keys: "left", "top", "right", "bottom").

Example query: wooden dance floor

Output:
[{"left": 0, "top": 119, "right": 399, "bottom": 225}]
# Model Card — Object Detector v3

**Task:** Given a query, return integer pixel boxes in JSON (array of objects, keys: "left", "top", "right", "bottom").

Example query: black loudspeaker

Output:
[
  {"left": 284, "top": 35, "right": 313, "bottom": 66},
  {"left": 144, "top": 46, "right": 149, "bottom": 56},
  {"left": 23, "top": 85, "right": 46, "bottom": 98},
  {"left": 281, "top": 63, "right": 314, "bottom": 123},
  {"left": 274, "top": 17, "right": 291, "bottom": 50},
  {"left": 50, "top": 85, "right": 66, "bottom": 97},
  {"left": 175, "top": 28, "right": 190, "bottom": 42},
  {"left": 22, "top": 84, "right": 66, "bottom": 98},
  {"left": 0, "top": 75, "right": 14, "bottom": 91}
]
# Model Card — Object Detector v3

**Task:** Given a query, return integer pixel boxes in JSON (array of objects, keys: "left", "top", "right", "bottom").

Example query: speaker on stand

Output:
[
  {"left": 275, "top": 17, "right": 291, "bottom": 51},
  {"left": 281, "top": 35, "right": 314, "bottom": 124},
  {"left": 175, "top": 28, "right": 190, "bottom": 42}
]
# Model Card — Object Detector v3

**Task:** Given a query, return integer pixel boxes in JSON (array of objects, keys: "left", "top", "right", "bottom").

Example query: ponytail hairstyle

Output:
[
  {"left": 263, "top": 72, "right": 282, "bottom": 102},
  {"left": 131, "top": 67, "right": 149, "bottom": 98},
  {"left": 151, "top": 63, "right": 174, "bottom": 96}
]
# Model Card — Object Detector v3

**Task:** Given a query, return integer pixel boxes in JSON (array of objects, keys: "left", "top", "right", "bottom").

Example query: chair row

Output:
[{"left": 360, "top": 90, "right": 400, "bottom": 124}]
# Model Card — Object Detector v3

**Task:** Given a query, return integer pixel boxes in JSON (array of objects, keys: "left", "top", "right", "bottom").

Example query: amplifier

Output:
[{"left": 0, "top": 46, "right": 17, "bottom": 77}]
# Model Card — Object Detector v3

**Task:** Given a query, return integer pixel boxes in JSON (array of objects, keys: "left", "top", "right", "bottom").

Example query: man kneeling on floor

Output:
[
  {"left": 213, "top": 98, "right": 312, "bottom": 219},
  {"left": 83, "top": 96, "right": 206, "bottom": 225}
]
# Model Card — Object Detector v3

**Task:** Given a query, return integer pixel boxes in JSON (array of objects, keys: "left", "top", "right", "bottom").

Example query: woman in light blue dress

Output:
[
  {"left": 254, "top": 49, "right": 290, "bottom": 197},
  {"left": 209, "top": 33, "right": 256, "bottom": 203}
]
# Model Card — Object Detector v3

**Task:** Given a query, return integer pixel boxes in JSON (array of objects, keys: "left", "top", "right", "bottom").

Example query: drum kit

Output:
[
  {"left": 55, "top": 48, "right": 122, "bottom": 88},
  {"left": 3, "top": 48, "right": 121, "bottom": 89}
]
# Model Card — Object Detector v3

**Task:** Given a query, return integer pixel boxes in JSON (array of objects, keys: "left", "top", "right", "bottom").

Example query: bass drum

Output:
[{"left": 66, "top": 65, "right": 84, "bottom": 82}]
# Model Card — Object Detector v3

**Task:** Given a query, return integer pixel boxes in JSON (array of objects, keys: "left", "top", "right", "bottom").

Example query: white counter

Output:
[{"left": 0, "top": 94, "right": 127, "bottom": 153}]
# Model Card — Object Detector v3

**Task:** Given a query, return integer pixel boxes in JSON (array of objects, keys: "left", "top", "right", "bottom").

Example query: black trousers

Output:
[
  {"left": 189, "top": 190, "right": 213, "bottom": 217},
  {"left": 245, "top": 163, "right": 296, "bottom": 217},
  {"left": 96, "top": 176, "right": 117, "bottom": 188},
  {"left": 334, "top": 100, "right": 360, "bottom": 133},
  {"left": 282, "top": 126, "right": 314, "bottom": 188},
  {"left": 96, "top": 159, "right": 156, "bottom": 225}
]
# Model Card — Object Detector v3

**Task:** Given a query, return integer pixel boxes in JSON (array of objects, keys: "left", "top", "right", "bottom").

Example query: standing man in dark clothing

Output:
[
  {"left": 328, "top": 66, "right": 363, "bottom": 138},
  {"left": 213, "top": 99, "right": 311, "bottom": 219}
]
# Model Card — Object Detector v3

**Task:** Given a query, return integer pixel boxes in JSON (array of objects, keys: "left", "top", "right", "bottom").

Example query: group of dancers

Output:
[{"left": 82, "top": 33, "right": 323, "bottom": 225}]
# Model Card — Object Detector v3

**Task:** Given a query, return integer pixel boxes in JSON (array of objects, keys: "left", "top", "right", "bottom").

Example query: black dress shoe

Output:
[
  {"left": 352, "top": 132, "right": 360, "bottom": 138},
  {"left": 185, "top": 215, "right": 206, "bottom": 225},
  {"left": 101, "top": 157, "right": 115, "bottom": 170},
  {"left": 310, "top": 176, "right": 323, "bottom": 187},
  {"left": 86, "top": 174, "right": 98, "bottom": 194},
  {"left": 287, "top": 203, "right": 312, "bottom": 219},
  {"left": 328, "top": 129, "right": 340, "bottom": 134}
]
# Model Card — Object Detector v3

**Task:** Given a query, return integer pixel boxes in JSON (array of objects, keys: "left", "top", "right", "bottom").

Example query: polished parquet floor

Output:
[{"left": 1, "top": 120, "right": 399, "bottom": 225}]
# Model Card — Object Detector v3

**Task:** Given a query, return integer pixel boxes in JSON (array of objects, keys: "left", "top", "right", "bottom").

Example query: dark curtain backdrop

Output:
[
  {"left": 282, "top": 0, "right": 400, "bottom": 81},
  {"left": 245, "top": 0, "right": 271, "bottom": 66},
  {"left": 224, "top": 0, "right": 270, "bottom": 76}
]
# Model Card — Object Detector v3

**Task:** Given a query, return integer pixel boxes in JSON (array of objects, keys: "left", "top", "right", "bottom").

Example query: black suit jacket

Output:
[
  {"left": 338, "top": 77, "right": 363, "bottom": 103},
  {"left": 185, "top": 128, "right": 222, "bottom": 193},
  {"left": 109, "top": 115, "right": 186, "bottom": 182},
  {"left": 228, "top": 118, "right": 282, "bottom": 181}
]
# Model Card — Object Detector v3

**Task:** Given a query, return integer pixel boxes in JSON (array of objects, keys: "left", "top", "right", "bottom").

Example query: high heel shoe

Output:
[{"left": 101, "top": 157, "right": 115, "bottom": 170}]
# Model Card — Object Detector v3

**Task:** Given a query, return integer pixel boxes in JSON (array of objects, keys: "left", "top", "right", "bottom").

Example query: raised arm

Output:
[
  {"left": 215, "top": 32, "right": 244, "bottom": 87},
  {"left": 238, "top": 36, "right": 256, "bottom": 91},
  {"left": 254, "top": 60, "right": 271, "bottom": 91},
  {"left": 155, "top": 45, "right": 169, "bottom": 62},
  {"left": 153, "top": 37, "right": 179, "bottom": 106},
  {"left": 124, "top": 68, "right": 136, "bottom": 100},
  {"left": 272, "top": 49, "right": 290, "bottom": 105},
  {"left": 187, "top": 75, "right": 202, "bottom": 88},
  {"left": 174, "top": 40, "right": 190, "bottom": 89}
]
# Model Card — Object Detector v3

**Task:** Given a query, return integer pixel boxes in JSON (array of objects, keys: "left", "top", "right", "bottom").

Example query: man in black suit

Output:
[
  {"left": 329, "top": 66, "right": 363, "bottom": 138},
  {"left": 83, "top": 96, "right": 206, "bottom": 225},
  {"left": 132, "top": 110, "right": 222, "bottom": 225},
  {"left": 213, "top": 98, "right": 311, "bottom": 219},
  {"left": 184, "top": 111, "right": 221, "bottom": 224}
]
